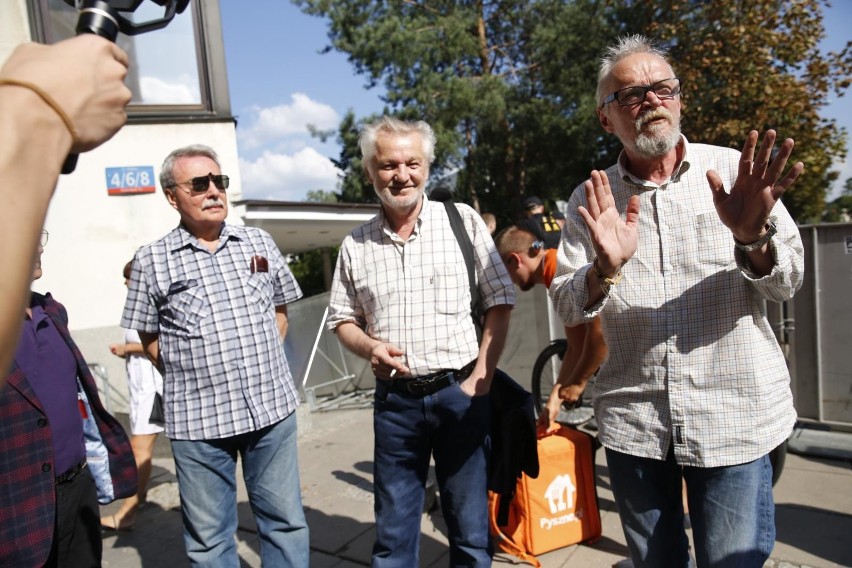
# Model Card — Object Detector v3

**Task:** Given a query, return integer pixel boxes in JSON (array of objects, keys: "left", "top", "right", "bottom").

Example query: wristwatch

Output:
[{"left": 734, "top": 218, "right": 777, "bottom": 252}]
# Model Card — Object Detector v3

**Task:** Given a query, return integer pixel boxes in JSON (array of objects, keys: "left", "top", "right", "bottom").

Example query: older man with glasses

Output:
[
  {"left": 549, "top": 36, "right": 804, "bottom": 567},
  {"left": 121, "top": 144, "right": 309, "bottom": 566}
]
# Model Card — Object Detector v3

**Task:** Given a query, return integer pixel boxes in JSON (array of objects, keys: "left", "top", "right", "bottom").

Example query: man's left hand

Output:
[
  {"left": 707, "top": 130, "right": 804, "bottom": 243},
  {"left": 460, "top": 371, "right": 491, "bottom": 397}
]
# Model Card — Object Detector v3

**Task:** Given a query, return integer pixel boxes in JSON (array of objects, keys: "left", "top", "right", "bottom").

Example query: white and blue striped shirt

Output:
[{"left": 122, "top": 224, "right": 302, "bottom": 440}]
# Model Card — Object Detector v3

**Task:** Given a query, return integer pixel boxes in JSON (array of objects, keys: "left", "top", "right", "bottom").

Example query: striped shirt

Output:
[
  {"left": 550, "top": 137, "right": 803, "bottom": 467},
  {"left": 121, "top": 224, "right": 302, "bottom": 440},
  {"left": 327, "top": 199, "right": 515, "bottom": 376}
]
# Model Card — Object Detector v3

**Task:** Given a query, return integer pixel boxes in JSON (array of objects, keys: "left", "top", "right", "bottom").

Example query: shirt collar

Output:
[
  {"left": 616, "top": 134, "right": 692, "bottom": 189},
  {"left": 378, "top": 196, "right": 426, "bottom": 243},
  {"left": 167, "top": 222, "right": 235, "bottom": 253}
]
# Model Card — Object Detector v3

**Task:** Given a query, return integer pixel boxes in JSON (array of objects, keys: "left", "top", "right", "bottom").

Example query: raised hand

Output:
[
  {"left": 577, "top": 170, "right": 641, "bottom": 275},
  {"left": 707, "top": 130, "right": 804, "bottom": 244}
]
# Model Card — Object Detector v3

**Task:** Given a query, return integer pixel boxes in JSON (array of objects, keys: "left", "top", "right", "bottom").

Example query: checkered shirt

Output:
[
  {"left": 327, "top": 199, "right": 515, "bottom": 376},
  {"left": 550, "top": 137, "right": 803, "bottom": 467},
  {"left": 122, "top": 224, "right": 302, "bottom": 440}
]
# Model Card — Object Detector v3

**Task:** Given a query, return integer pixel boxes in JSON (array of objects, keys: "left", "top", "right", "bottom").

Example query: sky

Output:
[{"left": 218, "top": 1, "right": 852, "bottom": 203}]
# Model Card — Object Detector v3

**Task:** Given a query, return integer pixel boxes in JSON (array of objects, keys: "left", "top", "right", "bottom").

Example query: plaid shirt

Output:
[
  {"left": 327, "top": 199, "right": 515, "bottom": 376},
  {"left": 122, "top": 224, "right": 302, "bottom": 440},
  {"left": 550, "top": 137, "right": 803, "bottom": 468},
  {"left": 1, "top": 293, "right": 137, "bottom": 567}
]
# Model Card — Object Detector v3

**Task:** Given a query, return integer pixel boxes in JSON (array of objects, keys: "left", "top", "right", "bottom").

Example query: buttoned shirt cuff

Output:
[
  {"left": 734, "top": 237, "right": 797, "bottom": 302},
  {"left": 577, "top": 264, "right": 608, "bottom": 320}
]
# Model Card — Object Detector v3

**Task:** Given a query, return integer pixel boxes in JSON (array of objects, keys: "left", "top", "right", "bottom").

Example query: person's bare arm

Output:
[
  {"left": 109, "top": 342, "right": 145, "bottom": 358},
  {"left": 139, "top": 332, "right": 162, "bottom": 374},
  {"left": 560, "top": 318, "right": 607, "bottom": 398},
  {"left": 0, "top": 36, "right": 130, "bottom": 378},
  {"left": 275, "top": 304, "right": 289, "bottom": 341},
  {"left": 460, "top": 304, "right": 512, "bottom": 397},
  {"left": 335, "top": 322, "right": 410, "bottom": 379}
]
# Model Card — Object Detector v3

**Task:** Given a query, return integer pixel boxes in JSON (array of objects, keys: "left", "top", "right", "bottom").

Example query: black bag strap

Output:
[{"left": 442, "top": 200, "right": 482, "bottom": 335}]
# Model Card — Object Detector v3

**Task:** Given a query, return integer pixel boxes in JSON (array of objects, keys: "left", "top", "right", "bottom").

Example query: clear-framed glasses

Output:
[
  {"left": 600, "top": 77, "right": 682, "bottom": 108},
  {"left": 40, "top": 230, "right": 49, "bottom": 247},
  {"left": 171, "top": 172, "right": 229, "bottom": 194}
]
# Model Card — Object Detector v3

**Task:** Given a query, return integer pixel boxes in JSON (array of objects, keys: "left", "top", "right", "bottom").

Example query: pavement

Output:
[{"left": 101, "top": 405, "right": 852, "bottom": 568}]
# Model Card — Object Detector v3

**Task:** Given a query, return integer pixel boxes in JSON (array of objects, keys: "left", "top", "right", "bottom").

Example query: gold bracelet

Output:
[
  {"left": 593, "top": 257, "right": 623, "bottom": 297},
  {"left": 0, "top": 78, "right": 78, "bottom": 144}
]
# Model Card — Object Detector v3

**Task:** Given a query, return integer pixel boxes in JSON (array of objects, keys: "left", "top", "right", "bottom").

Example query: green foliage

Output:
[
  {"left": 288, "top": 247, "right": 337, "bottom": 297},
  {"left": 330, "top": 110, "right": 379, "bottom": 203},
  {"left": 822, "top": 177, "right": 852, "bottom": 222},
  {"left": 605, "top": 0, "right": 851, "bottom": 223},
  {"left": 295, "top": 0, "right": 850, "bottom": 225}
]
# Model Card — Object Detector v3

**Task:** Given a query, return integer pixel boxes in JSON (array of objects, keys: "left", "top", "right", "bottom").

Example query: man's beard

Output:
[
  {"left": 631, "top": 108, "right": 681, "bottom": 158},
  {"left": 375, "top": 185, "right": 424, "bottom": 211}
]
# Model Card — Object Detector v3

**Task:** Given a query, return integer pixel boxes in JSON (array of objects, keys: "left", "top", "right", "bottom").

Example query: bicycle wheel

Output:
[{"left": 531, "top": 339, "right": 568, "bottom": 417}]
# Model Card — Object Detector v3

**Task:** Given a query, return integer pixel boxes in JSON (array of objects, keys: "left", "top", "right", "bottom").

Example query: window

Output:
[{"left": 28, "top": 0, "right": 231, "bottom": 119}]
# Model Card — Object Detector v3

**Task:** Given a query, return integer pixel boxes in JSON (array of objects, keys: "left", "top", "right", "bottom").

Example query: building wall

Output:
[
  {"left": 2, "top": 3, "right": 242, "bottom": 414},
  {"left": 29, "top": 122, "right": 243, "bottom": 412}
]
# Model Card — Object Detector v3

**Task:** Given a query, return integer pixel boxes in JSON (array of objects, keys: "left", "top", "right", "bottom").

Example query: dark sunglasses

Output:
[{"left": 172, "top": 173, "right": 229, "bottom": 193}]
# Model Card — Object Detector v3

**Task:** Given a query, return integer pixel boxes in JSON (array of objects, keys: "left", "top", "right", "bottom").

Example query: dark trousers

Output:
[{"left": 44, "top": 467, "right": 102, "bottom": 568}]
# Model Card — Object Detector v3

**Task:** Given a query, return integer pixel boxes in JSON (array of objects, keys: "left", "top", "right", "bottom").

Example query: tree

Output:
[
  {"left": 330, "top": 110, "right": 378, "bottom": 203},
  {"left": 294, "top": 0, "right": 613, "bottom": 226},
  {"left": 296, "top": 0, "right": 850, "bottom": 225},
  {"left": 822, "top": 177, "right": 852, "bottom": 222},
  {"left": 606, "top": 0, "right": 851, "bottom": 223}
]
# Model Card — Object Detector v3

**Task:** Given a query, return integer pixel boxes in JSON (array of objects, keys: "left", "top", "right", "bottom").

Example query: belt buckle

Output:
[{"left": 407, "top": 379, "right": 432, "bottom": 396}]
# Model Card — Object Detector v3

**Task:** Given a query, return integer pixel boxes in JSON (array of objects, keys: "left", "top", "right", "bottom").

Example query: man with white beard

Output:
[
  {"left": 549, "top": 36, "right": 804, "bottom": 567},
  {"left": 122, "top": 145, "right": 309, "bottom": 566}
]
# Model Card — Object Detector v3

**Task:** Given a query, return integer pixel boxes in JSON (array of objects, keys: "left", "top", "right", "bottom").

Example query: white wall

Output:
[
  {"left": 0, "top": 1, "right": 31, "bottom": 58},
  {"left": 3, "top": 5, "right": 243, "bottom": 414},
  {"left": 34, "top": 121, "right": 243, "bottom": 329}
]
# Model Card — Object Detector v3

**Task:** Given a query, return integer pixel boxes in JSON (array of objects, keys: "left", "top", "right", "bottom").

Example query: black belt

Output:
[
  {"left": 55, "top": 458, "right": 87, "bottom": 485},
  {"left": 385, "top": 359, "right": 477, "bottom": 397}
]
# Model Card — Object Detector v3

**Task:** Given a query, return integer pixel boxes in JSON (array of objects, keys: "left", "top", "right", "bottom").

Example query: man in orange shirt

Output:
[{"left": 495, "top": 225, "right": 607, "bottom": 428}]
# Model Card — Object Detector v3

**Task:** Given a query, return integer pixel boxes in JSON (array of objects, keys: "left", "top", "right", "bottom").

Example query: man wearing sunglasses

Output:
[
  {"left": 494, "top": 225, "right": 607, "bottom": 430},
  {"left": 121, "top": 145, "right": 309, "bottom": 566},
  {"left": 550, "top": 36, "right": 804, "bottom": 567}
]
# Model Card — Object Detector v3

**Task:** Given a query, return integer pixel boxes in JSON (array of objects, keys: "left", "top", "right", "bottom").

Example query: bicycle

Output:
[{"left": 531, "top": 338, "right": 787, "bottom": 485}]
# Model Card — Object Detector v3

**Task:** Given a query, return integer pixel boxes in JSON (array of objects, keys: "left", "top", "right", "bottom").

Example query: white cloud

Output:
[
  {"left": 139, "top": 75, "right": 199, "bottom": 104},
  {"left": 238, "top": 93, "right": 340, "bottom": 150},
  {"left": 239, "top": 147, "right": 342, "bottom": 201}
]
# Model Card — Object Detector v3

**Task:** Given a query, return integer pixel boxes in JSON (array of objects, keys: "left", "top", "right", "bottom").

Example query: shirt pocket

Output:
[
  {"left": 163, "top": 281, "right": 209, "bottom": 335},
  {"left": 245, "top": 272, "right": 274, "bottom": 313},
  {"left": 432, "top": 264, "right": 468, "bottom": 315},
  {"left": 694, "top": 212, "right": 735, "bottom": 268}
]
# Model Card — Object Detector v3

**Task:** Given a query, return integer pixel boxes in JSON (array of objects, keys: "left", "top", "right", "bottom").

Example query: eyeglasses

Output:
[
  {"left": 600, "top": 77, "right": 681, "bottom": 109},
  {"left": 41, "top": 230, "right": 49, "bottom": 247},
  {"left": 170, "top": 172, "right": 229, "bottom": 194}
]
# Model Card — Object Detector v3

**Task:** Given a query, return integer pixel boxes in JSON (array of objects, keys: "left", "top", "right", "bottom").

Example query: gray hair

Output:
[
  {"left": 359, "top": 116, "right": 437, "bottom": 170},
  {"left": 160, "top": 144, "right": 221, "bottom": 193},
  {"left": 596, "top": 35, "right": 672, "bottom": 107}
]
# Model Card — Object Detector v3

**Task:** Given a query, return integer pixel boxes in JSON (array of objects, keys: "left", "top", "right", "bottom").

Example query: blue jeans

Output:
[
  {"left": 372, "top": 378, "right": 492, "bottom": 567},
  {"left": 170, "top": 412, "right": 309, "bottom": 567},
  {"left": 606, "top": 447, "right": 775, "bottom": 568}
]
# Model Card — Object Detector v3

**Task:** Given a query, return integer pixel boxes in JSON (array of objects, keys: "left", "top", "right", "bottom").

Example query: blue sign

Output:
[{"left": 106, "top": 166, "right": 156, "bottom": 195}]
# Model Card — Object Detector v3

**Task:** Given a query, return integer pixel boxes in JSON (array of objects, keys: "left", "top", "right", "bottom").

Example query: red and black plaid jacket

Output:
[{"left": 0, "top": 293, "right": 137, "bottom": 567}]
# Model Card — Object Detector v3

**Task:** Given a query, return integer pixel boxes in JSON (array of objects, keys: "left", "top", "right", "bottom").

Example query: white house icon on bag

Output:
[{"left": 544, "top": 474, "right": 576, "bottom": 514}]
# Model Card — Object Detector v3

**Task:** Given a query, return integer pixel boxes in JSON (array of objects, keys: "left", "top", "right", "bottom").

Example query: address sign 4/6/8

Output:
[{"left": 106, "top": 166, "right": 156, "bottom": 196}]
